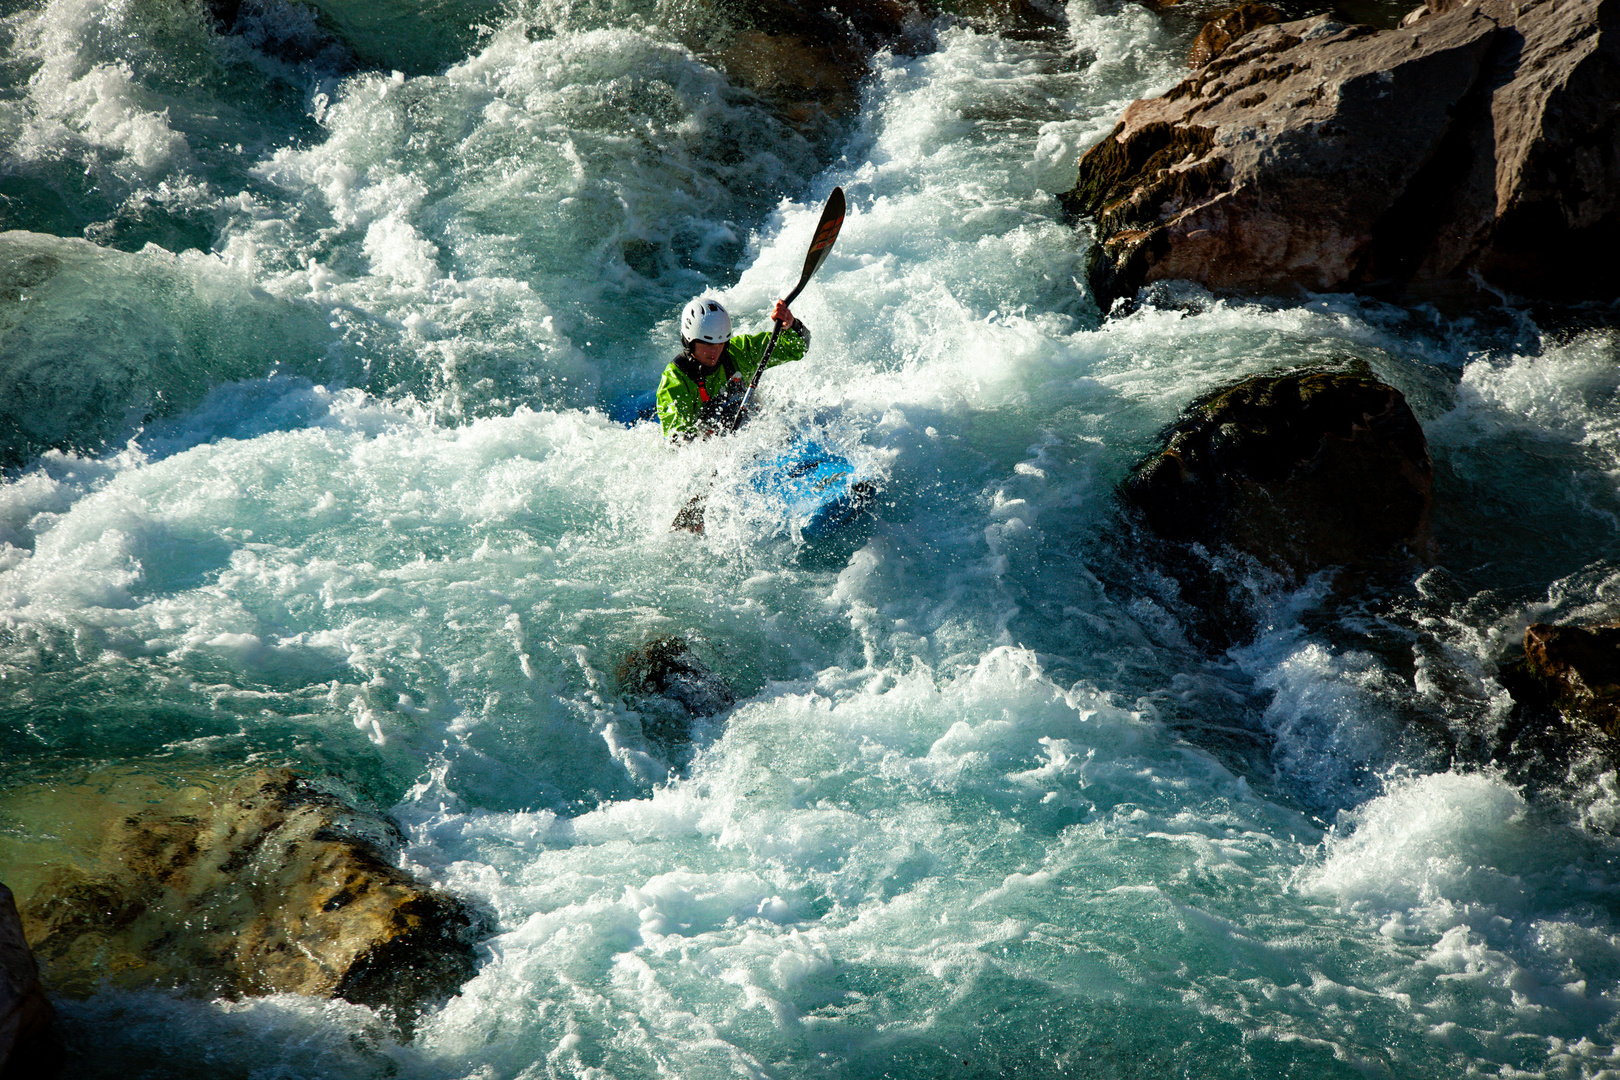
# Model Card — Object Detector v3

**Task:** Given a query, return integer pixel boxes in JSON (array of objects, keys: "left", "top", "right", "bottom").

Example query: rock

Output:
[
  {"left": 1121, "top": 366, "right": 1432, "bottom": 580},
  {"left": 701, "top": 0, "right": 925, "bottom": 142},
  {"left": 20, "top": 769, "right": 481, "bottom": 1020},
  {"left": 1494, "top": 623, "right": 1620, "bottom": 779},
  {"left": 1187, "top": 4, "right": 1285, "bottom": 66},
  {"left": 934, "top": 0, "right": 1069, "bottom": 38},
  {"left": 1520, "top": 623, "right": 1620, "bottom": 736},
  {"left": 617, "top": 636, "right": 738, "bottom": 744},
  {"left": 1064, "top": 0, "right": 1620, "bottom": 310},
  {"left": 713, "top": 27, "right": 875, "bottom": 141},
  {"left": 0, "top": 885, "right": 59, "bottom": 1080},
  {"left": 587, "top": 0, "right": 1059, "bottom": 142}
]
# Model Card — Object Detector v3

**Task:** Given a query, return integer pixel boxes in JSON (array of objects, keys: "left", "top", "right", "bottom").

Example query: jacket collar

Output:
[{"left": 674, "top": 348, "right": 737, "bottom": 383}]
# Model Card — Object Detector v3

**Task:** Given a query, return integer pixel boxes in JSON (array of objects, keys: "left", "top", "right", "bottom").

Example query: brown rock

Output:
[
  {"left": 21, "top": 770, "right": 480, "bottom": 1017},
  {"left": 1065, "top": 0, "right": 1620, "bottom": 310},
  {"left": 1187, "top": 4, "right": 1285, "bottom": 67},
  {"left": 715, "top": 29, "right": 874, "bottom": 138},
  {"left": 0, "top": 884, "right": 59, "bottom": 1080},
  {"left": 663, "top": 0, "right": 1062, "bottom": 139},
  {"left": 1522, "top": 623, "right": 1620, "bottom": 736},
  {"left": 1121, "top": 366, "right": 1433, "bottom": 579}
]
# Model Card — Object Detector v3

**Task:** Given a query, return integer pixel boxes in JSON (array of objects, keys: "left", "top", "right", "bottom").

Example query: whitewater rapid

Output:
[{"left": 3, "top": 0, "right": 1620, "bottom": 1077}]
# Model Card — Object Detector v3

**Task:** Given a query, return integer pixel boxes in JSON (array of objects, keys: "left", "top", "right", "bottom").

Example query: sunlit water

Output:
[{"left": 3, "top": 0, "right": 1620, "bottom": 1076}]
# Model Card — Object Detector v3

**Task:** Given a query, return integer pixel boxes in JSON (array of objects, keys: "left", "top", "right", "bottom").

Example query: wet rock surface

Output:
[
  {"left": 683, "top": 0, "right": 1063, "bottom": 140},
  {"left": 1494, "top": 623, "right": 1620, "bottom": 779},
  {"left": 1186, "top": 3, "right": 1286, "bottom": 66},
  {"left": 709, "top": 0, "right": 918, "bottom": 139},
  {"left": 618, "top": 636, "right": 739, "bottom": 745},
  {"left": 19, "top": 769, "right": 481, "bottom": 1019},
  {"left": 0, "top": 885, "right": 59, "bottom": 1080},
  {"left": 1118, "top": 365, "right": 1432, "bottom": 645},
  {"left": 1122, "top": 366, "right": 1433, "bottom": 578},
  {"left": 1519, "top": 623, "right": 1620, "bottom": 736},
  {"left": 1065, "top": 0, "right": 1620, "bottom": 310}
]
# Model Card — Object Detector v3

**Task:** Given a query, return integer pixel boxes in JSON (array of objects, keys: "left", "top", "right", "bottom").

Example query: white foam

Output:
[
  {"left": 7, "top": 0, "right": 195, "bottom": 180},
  {"left": 1431, "top": 331, "right": 1620, "bottom": 451},
  {"left": 1304, "top": 771, "right": 1533, "bottom": 924}
]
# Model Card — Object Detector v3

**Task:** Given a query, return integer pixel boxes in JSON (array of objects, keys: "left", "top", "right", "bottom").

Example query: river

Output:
[{"left": 2, "top": 0, "right": 1619, "bottom": 1076}]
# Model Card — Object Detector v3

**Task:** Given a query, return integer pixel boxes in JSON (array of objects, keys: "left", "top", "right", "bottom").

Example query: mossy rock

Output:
[{"left": 1122, "top": 365, "right": 1432, "bottom": 579}]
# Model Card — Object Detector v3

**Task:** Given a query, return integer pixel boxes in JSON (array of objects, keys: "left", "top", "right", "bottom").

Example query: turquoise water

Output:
[{"left": 3, "top": 0, "right": 1620, "bottom": 1076}]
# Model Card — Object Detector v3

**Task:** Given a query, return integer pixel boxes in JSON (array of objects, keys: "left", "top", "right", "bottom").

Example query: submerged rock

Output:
[
  {"left": 20, "top": 769, "right": 481, "bottom": 1019},
  {"left": 1122, "top": 365, "right": 1432, "bottom": 581},
  {"left": 0, "top": 885, "right": 59, "bottom": 1080},
  {"left": 617, "top": 636, "right": 738, "bottom": 744},
  {"left": 1064, "top": 0, "right": 1620, "bottom": 310}
]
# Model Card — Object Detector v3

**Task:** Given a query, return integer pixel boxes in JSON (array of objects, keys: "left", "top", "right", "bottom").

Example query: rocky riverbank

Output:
[
  {"left": 1064, "top": 0, "right": 1620, "bottom": 310},
  {"left": 1065, "top": 0, "right": 1618, "bottom": 768}
]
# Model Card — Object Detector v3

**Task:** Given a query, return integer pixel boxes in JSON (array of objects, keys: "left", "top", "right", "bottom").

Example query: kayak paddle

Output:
[{"left": 727, "top": 186, "right": 845, "bottom": 431}]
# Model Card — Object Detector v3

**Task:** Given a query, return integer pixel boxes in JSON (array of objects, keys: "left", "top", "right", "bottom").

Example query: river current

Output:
[{"left": 2, "top": 0, "right": 1619, "bottom": 1076}]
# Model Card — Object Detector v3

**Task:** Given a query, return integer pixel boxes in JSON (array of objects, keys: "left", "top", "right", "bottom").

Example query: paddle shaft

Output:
[{"left": 729, "top": 187, "right": 845, "bottom": 430}]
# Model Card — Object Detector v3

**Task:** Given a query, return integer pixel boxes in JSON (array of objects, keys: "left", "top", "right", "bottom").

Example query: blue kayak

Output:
[
  {"left": 608, "top": 389, "right": 658, "bottom": 427},
  {"left": 749, "top": 436, "right": 876, "bottom": 540},
  {"left": 606, "top": 390, "right": 877, "bottom": 538}
]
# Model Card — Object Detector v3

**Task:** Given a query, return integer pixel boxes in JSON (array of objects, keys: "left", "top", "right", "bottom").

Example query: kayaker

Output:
[{"left": 656, "top": 296, "right": 810, "bottom": 439}]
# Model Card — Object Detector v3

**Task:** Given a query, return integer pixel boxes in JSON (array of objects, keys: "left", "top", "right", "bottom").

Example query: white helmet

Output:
[{"left": 680, "top": 297, "right": 731, "bottom": 345}]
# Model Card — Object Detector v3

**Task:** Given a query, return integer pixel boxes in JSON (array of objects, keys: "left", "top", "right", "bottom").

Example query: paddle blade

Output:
[{"left": 785, "top": 187, "right": 845, "bottom": 305}]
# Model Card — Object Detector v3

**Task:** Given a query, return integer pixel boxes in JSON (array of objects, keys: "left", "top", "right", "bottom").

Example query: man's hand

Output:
[{"left": 770, "top": 299, "right": 793, "bottom": 326}]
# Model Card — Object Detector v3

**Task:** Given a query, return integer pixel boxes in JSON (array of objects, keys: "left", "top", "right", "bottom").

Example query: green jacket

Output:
[{"left": 656, "top": 321, "right": 810, "bottom": 438}]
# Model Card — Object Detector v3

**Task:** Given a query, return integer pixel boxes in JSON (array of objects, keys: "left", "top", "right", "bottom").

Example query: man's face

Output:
[{"left": 691, "top": 339, "right": 726, "bottom": 368}]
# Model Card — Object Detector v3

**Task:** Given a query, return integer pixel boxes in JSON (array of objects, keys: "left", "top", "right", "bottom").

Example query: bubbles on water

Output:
[
  {"left": 5, "top": 0, "right": 197, "bottom": 181},
  {"left": 1305, "top": 770, "right": 1535, "bottom": 920},
  {"left": 1295, "top": 769, "right": 1620, "bottom": 1059}
]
